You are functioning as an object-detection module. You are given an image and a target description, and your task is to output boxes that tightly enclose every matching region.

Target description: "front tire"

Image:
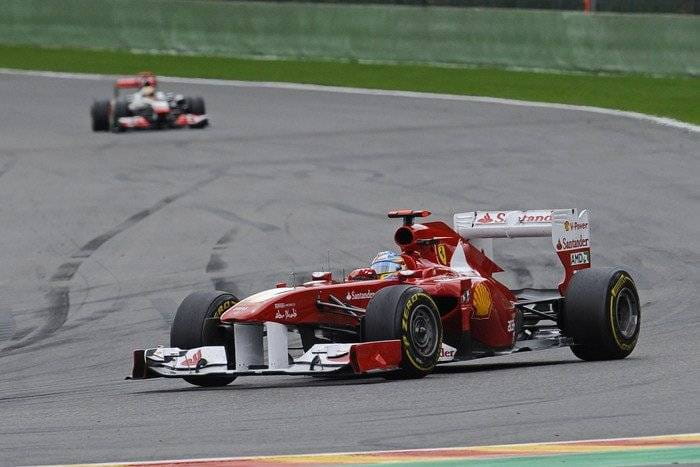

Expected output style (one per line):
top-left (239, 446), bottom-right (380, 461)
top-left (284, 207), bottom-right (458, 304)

top-left (90, 100), bottom-right (110, 132)
top-left (170, 291), bottom-right (238, 387)
top-left (564, 268), bottom-right (640, 361)
top-left (186, 96), bottom-right (208, 128)
top-left (187, 96), bottom-right (206, 115)
top-left (111, 99), bottom-right (131, 132)
top-left (364, 285), bottom-right (442, 378)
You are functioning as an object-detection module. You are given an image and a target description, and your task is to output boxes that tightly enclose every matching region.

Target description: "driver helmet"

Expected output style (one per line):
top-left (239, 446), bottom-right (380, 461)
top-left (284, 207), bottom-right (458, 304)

top-left (140, 84), bottom-right (156, 97)
top-left (370, 251), bottom-right (405, 279)
top-left (140, 74), bottom-right (157, 96)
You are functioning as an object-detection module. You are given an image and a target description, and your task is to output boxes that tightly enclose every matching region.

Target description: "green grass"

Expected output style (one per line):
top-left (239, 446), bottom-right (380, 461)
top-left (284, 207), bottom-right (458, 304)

top-left (3, 44), bottom-right (699, 124)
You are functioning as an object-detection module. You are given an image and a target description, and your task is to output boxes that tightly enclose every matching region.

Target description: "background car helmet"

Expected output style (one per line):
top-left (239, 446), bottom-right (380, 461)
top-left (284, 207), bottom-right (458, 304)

top-left (139, 72), bottom-right (157, 88)
top-left (370, 251), bottom-right (404, 278)
top-left (141, 85), bottom-right (156, 97)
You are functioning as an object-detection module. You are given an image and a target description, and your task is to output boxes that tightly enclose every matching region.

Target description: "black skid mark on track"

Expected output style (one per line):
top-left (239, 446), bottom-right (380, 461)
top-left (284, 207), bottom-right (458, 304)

top-left (51, 262), bottom-right (81, 281)
top-left (205, 254), bottom-right (227, 273)
top-left (206, 227), bottom-right (243, 297)
top-left (4, 173), bottom-right (224, 351)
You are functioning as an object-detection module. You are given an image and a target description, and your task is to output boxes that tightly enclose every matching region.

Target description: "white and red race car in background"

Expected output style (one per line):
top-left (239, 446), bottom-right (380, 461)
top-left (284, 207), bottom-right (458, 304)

top-left (91, 73), bottom-right (208, 132)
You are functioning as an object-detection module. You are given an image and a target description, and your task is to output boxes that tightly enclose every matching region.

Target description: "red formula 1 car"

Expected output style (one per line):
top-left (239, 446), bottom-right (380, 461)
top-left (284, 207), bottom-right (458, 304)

top-left (91, 73), bottom-right (208, 132)
top-left (131, 209), bottom-right (640, 386)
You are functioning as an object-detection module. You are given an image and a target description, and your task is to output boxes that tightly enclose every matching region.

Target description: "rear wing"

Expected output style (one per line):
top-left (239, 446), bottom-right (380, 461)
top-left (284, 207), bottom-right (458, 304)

top-left (113, 73), bottom-right (157, 97)
top-left (114, 78), bottom-right (143, 89)
top-left (454, 209), bottom-right (591, 292)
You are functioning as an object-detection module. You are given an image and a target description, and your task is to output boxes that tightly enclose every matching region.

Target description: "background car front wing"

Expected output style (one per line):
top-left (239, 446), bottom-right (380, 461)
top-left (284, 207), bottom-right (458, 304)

top-left (117, 113), bottom-right (208, 129)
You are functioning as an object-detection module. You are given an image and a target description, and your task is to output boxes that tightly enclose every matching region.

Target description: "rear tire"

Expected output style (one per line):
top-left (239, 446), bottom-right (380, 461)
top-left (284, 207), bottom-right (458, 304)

top-left (170, 291), bottom-right (238, 387)
top-left (90, 100), bottom-right (110, 132)
top-left (564, 268), bottom-right (640, 361)
top-left (364, 285), bottom-right (442, 379)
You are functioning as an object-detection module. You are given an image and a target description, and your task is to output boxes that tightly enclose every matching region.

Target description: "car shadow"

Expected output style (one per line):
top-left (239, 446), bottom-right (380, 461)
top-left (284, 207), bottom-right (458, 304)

top-left (130, 373), bottom-right (384, 394)
top-left (433, 358), bottom-right (580, 374)
top-left (129, 358), bottom-right (581, 394)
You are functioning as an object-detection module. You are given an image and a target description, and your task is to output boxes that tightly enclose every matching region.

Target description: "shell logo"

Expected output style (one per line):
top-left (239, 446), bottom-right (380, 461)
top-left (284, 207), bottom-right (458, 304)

top-left (472, 282), bottom-right (492, 318)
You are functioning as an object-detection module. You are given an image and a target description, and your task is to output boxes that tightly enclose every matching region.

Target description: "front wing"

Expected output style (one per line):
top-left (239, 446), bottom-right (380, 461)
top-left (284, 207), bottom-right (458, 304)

top-left (130, 340), bottom-right (404, 380)
top-left (116, 113), bottom-right (208, 130)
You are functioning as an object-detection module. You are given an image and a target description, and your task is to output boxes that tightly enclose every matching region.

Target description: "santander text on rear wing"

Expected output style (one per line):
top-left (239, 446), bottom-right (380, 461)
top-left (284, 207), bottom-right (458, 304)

top-left (453, 209), bottom-right (591, 292)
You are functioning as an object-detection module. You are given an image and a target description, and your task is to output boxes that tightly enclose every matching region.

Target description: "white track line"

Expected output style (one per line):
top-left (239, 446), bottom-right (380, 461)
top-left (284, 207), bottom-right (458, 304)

top-left (2, 67), bottom-right (698, 133)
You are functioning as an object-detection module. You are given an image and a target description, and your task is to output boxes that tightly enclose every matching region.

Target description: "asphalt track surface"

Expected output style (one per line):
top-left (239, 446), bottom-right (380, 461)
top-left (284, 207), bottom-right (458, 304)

top-left (0, 73), bottom-right (698, 466)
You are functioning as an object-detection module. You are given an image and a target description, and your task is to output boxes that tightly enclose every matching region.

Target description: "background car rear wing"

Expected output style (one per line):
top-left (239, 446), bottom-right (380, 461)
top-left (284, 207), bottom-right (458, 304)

top-left (113, 73), bottom-right (157, 97)
top-left (114, 77), bottom-right (143, 89)
top-left (454, 209), bottom-right (591, 292)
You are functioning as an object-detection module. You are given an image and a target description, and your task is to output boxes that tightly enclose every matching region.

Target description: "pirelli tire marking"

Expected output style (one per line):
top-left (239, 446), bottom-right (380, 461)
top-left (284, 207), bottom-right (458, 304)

top-left (400, 292), bottom-right (442, 372)
top-left (214, 299), bottom-right (236, 318)
top-left (608, 273), bottom-right (638, 352)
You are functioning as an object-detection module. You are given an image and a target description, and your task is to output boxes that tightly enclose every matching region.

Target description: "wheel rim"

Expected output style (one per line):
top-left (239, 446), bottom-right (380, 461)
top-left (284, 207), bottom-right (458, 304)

top-left (409, 304), bottom-right (439, 358)
top-left (615, 288), bottom-right (639, 339)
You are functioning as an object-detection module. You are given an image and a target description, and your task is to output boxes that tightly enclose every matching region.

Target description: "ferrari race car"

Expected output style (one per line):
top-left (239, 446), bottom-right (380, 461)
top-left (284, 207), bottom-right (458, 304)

top-left (130, 209), bottom-right (641, 386)
top-left (90, 73), bottom-right (208, 132)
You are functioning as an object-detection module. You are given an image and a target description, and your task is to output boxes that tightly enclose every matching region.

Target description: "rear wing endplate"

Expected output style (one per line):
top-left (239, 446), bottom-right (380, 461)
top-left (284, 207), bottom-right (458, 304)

top-left (454, 209), bottom-right (591, 292)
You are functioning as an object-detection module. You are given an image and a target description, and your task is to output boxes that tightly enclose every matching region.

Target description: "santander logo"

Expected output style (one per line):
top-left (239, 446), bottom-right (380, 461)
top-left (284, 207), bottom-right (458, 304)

top-left (476, 211), bottom-right (552, 225)
top-left (346, 290), bottom-right (376, 301)
top-left (476, 212), bottom-right (495, 224)
top-left (556, 236), bottom-right (590, 250)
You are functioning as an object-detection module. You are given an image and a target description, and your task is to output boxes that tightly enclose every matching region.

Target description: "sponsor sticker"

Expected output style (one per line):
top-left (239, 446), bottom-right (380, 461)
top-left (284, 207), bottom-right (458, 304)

top-left (472, 282), bottom-right (492, 318)
top-left (346, 290), bottom-right (376, 301)
top-left (476, 211), bottom-right (552, 225)
top-left (274, 309), bottom-right (297, 319)
top-left (519, 212), bottom-right (553, 223)
top-left (438, 345), bottom-right (457, 361)
top-left (476, 212), bottom-right (497, 224)
top-left (570, 251), bottom-right (590, 266)
top-left (556, 236), bottom-right (590, 251)
top-left (180, 349), bottom-right (202, 368)
top-left (436, 244), bottom-right (448, 265)
top-left (564, 221), bottom-right (589, 232)
top-left (274, 302), bottom-right (298, 319)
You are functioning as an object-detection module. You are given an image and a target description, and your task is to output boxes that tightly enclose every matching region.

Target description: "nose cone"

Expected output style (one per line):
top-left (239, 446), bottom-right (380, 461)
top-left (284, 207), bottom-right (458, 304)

top-left (220, 301), bottom-right (259, 321)
top-left (219, 287), bottom-right (295, 322)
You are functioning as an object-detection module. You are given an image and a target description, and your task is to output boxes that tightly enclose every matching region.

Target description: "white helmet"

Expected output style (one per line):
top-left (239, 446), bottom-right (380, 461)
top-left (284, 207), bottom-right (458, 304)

top-left (141, 85), bottom-right (155, 97)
